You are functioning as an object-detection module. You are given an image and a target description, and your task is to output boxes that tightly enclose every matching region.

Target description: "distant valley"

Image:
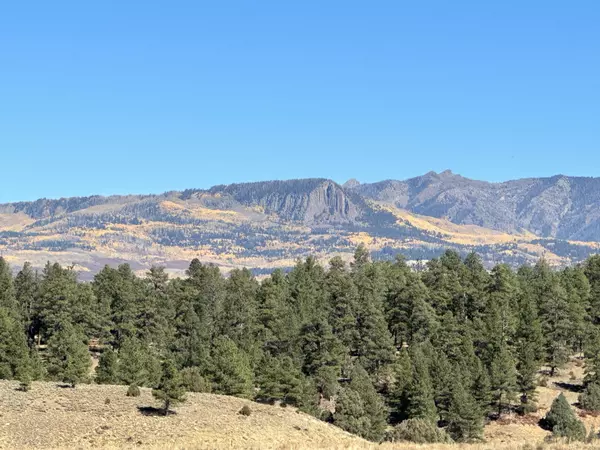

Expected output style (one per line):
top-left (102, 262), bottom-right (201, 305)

top-left (1, 171), bottom-right (600, 277)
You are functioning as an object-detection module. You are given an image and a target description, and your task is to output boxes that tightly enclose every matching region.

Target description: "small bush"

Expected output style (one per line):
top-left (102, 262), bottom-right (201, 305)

top-left (519, 401), bottom-right (539, 415)
top-left (180, 367), bottom-right (211, 393)
top-left (104, 398), bottom-right (111, 405)
top-left (385, 419), bottom-right (453, 444)
top-left (570, 371), bottom-right (577, 381)
top-left (127, 384), bottom-right (141, 397)
top-left (579, 383), bottom-right (600, 412)
top-left (544, 393), bottom-right (586, 442)
top-left (539, 376), bottom-right (549, 387)
top-left (239, 405), bottom-right (252, 416)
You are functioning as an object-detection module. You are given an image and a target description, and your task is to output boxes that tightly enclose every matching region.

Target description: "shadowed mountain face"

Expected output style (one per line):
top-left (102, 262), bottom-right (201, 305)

top-left (1, 173), bottom-right (600, 277)
top-left (352, 171), bottom-right (600, 241)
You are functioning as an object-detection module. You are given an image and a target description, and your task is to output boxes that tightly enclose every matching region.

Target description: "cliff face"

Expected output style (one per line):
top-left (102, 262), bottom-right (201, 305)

top-left (210, 179), bottom-right (362, 224)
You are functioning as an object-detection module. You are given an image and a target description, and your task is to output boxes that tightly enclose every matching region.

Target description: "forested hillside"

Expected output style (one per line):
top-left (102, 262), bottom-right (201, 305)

top-left (2, 247), bottom-right (600, 444)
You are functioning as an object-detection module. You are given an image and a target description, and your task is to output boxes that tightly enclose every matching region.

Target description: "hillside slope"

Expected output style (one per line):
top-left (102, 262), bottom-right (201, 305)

top-left (0, 363), bottom-right (599, 449)
top-left (0, 381), bottom-right (366, 449)
top-left (353, 171), bottom-right (600, 241)
top-left (1, 174), bottom-right (600, 276)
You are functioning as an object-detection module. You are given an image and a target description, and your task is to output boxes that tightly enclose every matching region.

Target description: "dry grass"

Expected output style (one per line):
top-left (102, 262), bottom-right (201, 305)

top-left (0, 381), bottom-right (365, 449)
top-left (1, 360), bottom-right (600, 449)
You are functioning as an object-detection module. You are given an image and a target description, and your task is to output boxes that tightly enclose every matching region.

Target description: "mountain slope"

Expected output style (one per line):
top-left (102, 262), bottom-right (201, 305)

top-left (353, 171), bottom-right (600, 241)
top-left (0, 174), bottom-right (599, 277)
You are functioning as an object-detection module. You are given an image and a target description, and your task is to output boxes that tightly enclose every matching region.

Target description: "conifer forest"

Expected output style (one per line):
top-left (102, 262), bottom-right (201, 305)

top-left (2, 245), bottom-right (600, 443)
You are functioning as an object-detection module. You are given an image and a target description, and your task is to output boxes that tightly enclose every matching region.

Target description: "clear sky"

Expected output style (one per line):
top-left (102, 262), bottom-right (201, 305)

top-left (1, 1), bottom-right (599, 202)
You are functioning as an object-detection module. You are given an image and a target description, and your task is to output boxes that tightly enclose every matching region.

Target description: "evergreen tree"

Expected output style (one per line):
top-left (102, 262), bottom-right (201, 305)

top-left (489, 343), bottom-right (517, 417)
top-left (14, 262), bottom-right (39, 344)
top-left (471, 359), bottom-right (492, 416)
top-left (352, 258), bottom-right (395, 374)
top-left (152, 359), bottom-right (186, 416)
top-left (579, 382), bottom-right (600, 412)
top-left (540, 277), bottom-right (572, 376)
top-left (117, 337), bottom-right (161, 387)
top-left (405, 345), bottom-right (437, 423)
top-left (561, 266), bottom-right (590, 352)
top-left (210, 335), bottom-right (254, 398)
top-left (171, 286), bottom-right (210, 370)
top-left (219, 268), bottom-right (259, 357)
top-left (38, 263), bottom-right (78, 341)
top-left (256, 269), bottom-right (294, 356)
top-left (256, 355), bottom-right (306, 406)
top-left (515, 289), bottom-right (543, 412)
top-left (325, 257), bottom-right (359, 352)
top-left (0, 258), bottom-right (18, 315)
top-left (0, 307), bottom-right (31, 379)
top-left (388, 348), bottom-right (412, 423)
top-left (446, 377), bottom-right (483, 442)
top-left (332, 364), bottom-right (388, 442)
top-left (544, 393), bottom-right (586, 441)
top-left (46, 323), bottom-right (91, 387)
top-left (95, 348), bottom-right (119, 384)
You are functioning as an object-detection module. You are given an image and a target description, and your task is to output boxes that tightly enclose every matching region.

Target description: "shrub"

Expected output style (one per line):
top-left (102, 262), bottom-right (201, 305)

top-left (579, 383), bottom-right (600, 412)
top-left (239, 405), bottom-right (252, 416)
top-left (385, 419), bottom-right (453, 444)
top-left (105, 398), bottom-right (111, 405)
top-left (570, 371), bottom-right (577, 381)
top-left (127, 383), bottom-right (141, 397)
top-left (180, 367), bottom-right (211, 393)
top-left (543, 393), bottom-right (586, 441)
top-left (539, 376), bottom-right (549, 387)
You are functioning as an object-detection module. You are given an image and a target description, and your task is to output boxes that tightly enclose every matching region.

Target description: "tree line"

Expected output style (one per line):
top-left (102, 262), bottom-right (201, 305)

top-left (1, 246), bottom-right (600, 442)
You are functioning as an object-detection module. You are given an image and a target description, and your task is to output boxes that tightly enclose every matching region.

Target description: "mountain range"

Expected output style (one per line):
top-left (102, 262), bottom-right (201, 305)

top-left (1, 171), bottom-right (599, 278)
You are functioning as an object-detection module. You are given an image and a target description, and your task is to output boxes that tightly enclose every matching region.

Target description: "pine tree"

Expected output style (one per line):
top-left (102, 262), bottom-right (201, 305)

top-left (152, 359), bottom-right (186, 416)
top-left (325, 257), bottom-right (359, 352)
top-left (515, 289), bottom-right (543, 413)
top-left (92, 264), bottom-right (140, 348)
top-left (46, 323), bottom-right (91, 387)
top-left (298, 319), bottom-right (345, 379)
top-left (0, 307), bottom-right (31, 379)
top-left (14, 262), bottom-right (39, 344)
top-left (584, 255), bottom-right (600, 325)
top-left (0, 258), bottom-right (18, 314)
top-left (210, 335), bottom-right (254, 398)
top-left (446, 377), bottom-right (483, 442)
top-left (38, 263), bottom-right (78, 341)
top-left (579, 382), bottom-right (600, 412)
top-left (388, 348), bottom-right (412, 423)
top-left (117, 337), bottom-right (161, 387)
top-left (352, 259), bottom-right (395, 375)
top-left (256, 355), bottom-right (306, 406)
top-left (138, 266), bottom-right (175, 350)
top-left (256, 269), bottom-right (291, 356)
top-left (405, 345), bottom-right (437, 423)
top-left (171, 290), bottom-right (210, 370)
top-left (540, 277), bottom-right (572, 376)
top-left (96, 348), bottom-right (119, 384)
top-left (471, 359), bottom-right (492, 416)
top-left (219, 268), bottom-right (259, 357)
top-left (544, 393), bottom-right (586, 441)
top-left (333, 364), bottom-right (388, 442)
top-left (561, 266), bottom-right (590, 353)
top-left (489, 343), bottom-right (517, 417)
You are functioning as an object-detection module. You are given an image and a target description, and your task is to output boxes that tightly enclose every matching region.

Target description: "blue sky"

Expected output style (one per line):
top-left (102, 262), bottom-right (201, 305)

top-left (1, 1), bottom-right (599, 202)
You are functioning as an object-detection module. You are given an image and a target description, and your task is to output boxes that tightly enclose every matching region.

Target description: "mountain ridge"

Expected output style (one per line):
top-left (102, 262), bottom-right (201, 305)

top-left (1, 172), bottom-right (599, 277)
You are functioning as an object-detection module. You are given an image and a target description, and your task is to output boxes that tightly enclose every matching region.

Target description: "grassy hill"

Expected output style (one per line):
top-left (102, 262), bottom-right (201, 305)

top-left (2, 358), bottom-right (600, 449)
